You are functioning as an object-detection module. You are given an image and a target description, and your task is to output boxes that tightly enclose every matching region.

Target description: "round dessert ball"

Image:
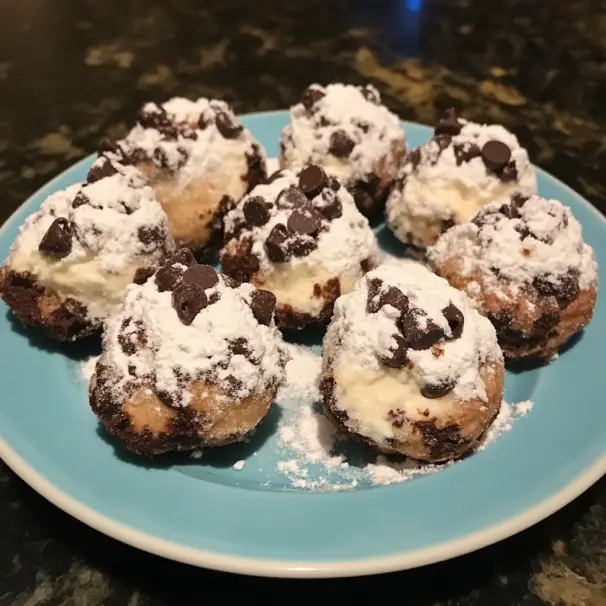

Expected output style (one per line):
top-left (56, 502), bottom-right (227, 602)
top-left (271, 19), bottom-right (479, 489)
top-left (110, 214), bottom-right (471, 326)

top-left (103, 97), bottom-right (267, 255)
top-left (220, 165), bottom-right (380, 330)
top-left (427, 193), bottom-right (598, 360)
top-left (90, 255), bottom-right (286, 455)
top-left (0, 155), bottom-right (175, 341)
top-left (279, 83), bottom-right (406, 220)
top-left (321, 262), bottom-right (504, 463)
top-left (385, 109), bottom-right (537, 248)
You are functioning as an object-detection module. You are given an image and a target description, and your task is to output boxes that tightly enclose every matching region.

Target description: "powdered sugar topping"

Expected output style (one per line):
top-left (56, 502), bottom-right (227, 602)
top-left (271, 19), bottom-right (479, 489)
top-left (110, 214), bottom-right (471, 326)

top-left (222, 168), bottom-right (378, 276)
top-left (428, 193), bottom-right (598, 300)
top-left (100, 268), bottom-right (286, 407)
top-left (120, 97), bottom-right (265, 186)
top-left (281, 83), bottom-right (405, 184)
top-left (326, 263), bottom-right (502, 402)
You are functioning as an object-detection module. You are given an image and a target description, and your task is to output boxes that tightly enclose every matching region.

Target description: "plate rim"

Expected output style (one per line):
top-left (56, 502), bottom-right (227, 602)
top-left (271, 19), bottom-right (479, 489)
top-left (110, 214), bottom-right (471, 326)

top-left (0, 111), bottom-right (604, 578)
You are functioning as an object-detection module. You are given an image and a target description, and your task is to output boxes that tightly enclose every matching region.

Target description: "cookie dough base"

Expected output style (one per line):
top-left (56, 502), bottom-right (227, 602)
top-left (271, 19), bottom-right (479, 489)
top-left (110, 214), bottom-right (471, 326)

top-left (0, 266), bottom-right (97, 342)
top-left (431, 259), bottom-right (597, 360)
top-left (90, 362), bottom-right (276, 456)
top-left (321, 361), bottom-right (504, 463)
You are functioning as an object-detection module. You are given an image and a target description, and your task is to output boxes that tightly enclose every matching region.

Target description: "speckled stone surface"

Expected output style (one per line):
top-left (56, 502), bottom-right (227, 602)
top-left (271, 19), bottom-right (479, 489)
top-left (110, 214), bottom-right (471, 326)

top-left (0, 0), bottom-right (604, 603)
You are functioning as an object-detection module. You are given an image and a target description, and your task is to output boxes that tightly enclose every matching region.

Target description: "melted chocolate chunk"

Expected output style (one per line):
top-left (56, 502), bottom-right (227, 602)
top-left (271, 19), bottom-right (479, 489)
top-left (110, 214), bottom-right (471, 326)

top-left (172, 282), bottom-right (207, 325)
top-left (249, 289), bottom-right (277, 326)
top-left (408, 148), bottom-right (422, 169)
top-left (243, 196), bottom-right (271, 226)
top-left (420, 380), bottom-right (456, 399)
top-left (182, 264), bottom-right (218, 290)
top-left (499, 162), bottom-right (518, 182)
top-left (245, 143), bottom-right (266, 191)
top-left (287, 207), bottom-right (322, 237)
top-left (138, 105), bottom-right (179, 139)
top-left (155, 265), bottom-right (185, 293)
top-left (453, 142), bottom-right (481, 166)
top-left (298, 165), bottom-right (328, 198)
top-left (533, 313), bottom-right (560, 335)
top-left (265, 223), bottom-right (291, 263)
top-left (221, 239), bottom-right (260, 283)
top-left (137, 226), bottom-right (163, 247)
top-left (399, 312), bottom-right (445, 350)
top-left (289, 236), bottom-right (317, 258)
top-left (380, 334), bottom-right (408, 368)
top-left (266, 169), bottom-right (286, 184)
top-left (301, 86), bottom-right (325, 110)
top-left (350, 187), bottom-right (375, 217)
top-left (99, 138), bottom-right (122, 156)
top-left (39, 218), bottom-right (72, 258)
top-left (229, 337), bottom-right (251, 357)
top-left (277, 186), bottom-right (308, 209)
top-left (215, 111), bottom-right (243, 139)
top-left (533, 271), bottom-right (580, 308)
top-left (368, 284), bottom-right (410, 315)
top-left (434, 108), bottom-right (461, 136)
top-left (87, 157), bottom-right (118, 183)
top-left (171, 248), bottom-right (197, 267)
top-left (71, 192), bottom-right (90, 209)
top-left (481, 140), bottom-right (512, 171)
top-left (329, 130), bottom-right (355, 158)
top-left (442, 304), bottom-right (464, 339)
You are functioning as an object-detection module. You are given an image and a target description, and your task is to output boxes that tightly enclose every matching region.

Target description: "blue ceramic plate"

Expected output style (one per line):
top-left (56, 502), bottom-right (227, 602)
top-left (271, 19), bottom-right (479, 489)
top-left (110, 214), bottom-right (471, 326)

top-left (0, 112), bottom-right (604, 578)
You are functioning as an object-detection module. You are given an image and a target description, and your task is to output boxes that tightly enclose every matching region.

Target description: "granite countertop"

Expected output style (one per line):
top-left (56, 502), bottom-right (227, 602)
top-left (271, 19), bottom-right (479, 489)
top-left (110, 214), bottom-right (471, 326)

top-left (0, 0), bottom-right (604, 603)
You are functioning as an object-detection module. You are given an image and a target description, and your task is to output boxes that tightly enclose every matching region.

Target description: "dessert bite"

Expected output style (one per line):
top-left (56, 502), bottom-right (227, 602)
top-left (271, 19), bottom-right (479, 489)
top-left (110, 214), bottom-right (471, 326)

top-left (90, 254), bottom-right (286, 455)
top-left (0, 156), bottom-right (174, 341)
top-left (321, 262), bottom-right (504, 463)
top-left (427, 193), bottom-right (598, 360)
top-left (279, 83), bottom-right (406, 219)
top-left (104, 97), bottom-right (267, 255)
top-left (220, 165), bottom-right (379, 330)
top-left (385, 109), bottom-right (537, 247)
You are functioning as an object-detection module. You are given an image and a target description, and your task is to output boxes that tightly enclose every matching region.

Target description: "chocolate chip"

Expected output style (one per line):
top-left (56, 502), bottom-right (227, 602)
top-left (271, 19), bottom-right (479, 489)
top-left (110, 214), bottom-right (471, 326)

top-left (360, 84), bottom-right (380, 104)
top-left (399, 313), bottom-right (445, 350)
top-left (298, 165), bottom-right (328, 198)
top-left (301, 86), bottom-right (325, 110)
top-left (381, 288), bottom-right (410, 315)
top-left (511, 193), bottom-right (529, 208)
top-left (329, 130), bottom-right (355, 158)
top-left (499, 162), bottom-right (518, 182)
top-left (380, 334), bottom-right (408, 368)
top-left (319, 190), bottom-right (343, 220)
top-left (182, 264), bottom-right (218, 290)
top-left (172, 282), bottom-right (207, 325)
top-left (442, 304), bottom-right (464, 339)
top-left (155, 265), bottom-right (185, 292)
top-left (434, 108), bottom-right (461, 136)
top-left (99, 138), bottom-right (121, 156)
top-left (481, 140), bottom-right (512, 171)
top-left (138, 104), bottom-right (168, 129)
top-left (350, 187), bottom-right (374, 216)
top-left (453, 142), bottom-right (481, 165)
top-left (515, 224), bottom-right (533, 240)
top-left (287, 207), bottom-right (322, 236)
top-left (39, 218), bottom-right (72, 258)
top-left (87, 157), bottom-right (118, 183)
top-left (499, 203), bottom-right (521, 219)
top-left (277, 186), bottom-right (308, 209)
top-left (290, 237), bottom-right (317, 258)
top-left (72, 192), bottom-right (90, 209)
top-left (440, 218), bottom-right (455, 234)
top-left (171, 248), bottom-right (197, 267)
top-left (215, 111), bottom-right (243, 139)
top-left (265, 223), bottom-right (291, 263)
top-left (421, 380), bottom-right (456, 399)
top-left (249, 289), bottom-right (277, 326)
top-left (230, 337), bottom-right (252, 357)
top-left (328, 177), bottom-right (340, 191)
top-left (243, 196), bottom-right (271, 226)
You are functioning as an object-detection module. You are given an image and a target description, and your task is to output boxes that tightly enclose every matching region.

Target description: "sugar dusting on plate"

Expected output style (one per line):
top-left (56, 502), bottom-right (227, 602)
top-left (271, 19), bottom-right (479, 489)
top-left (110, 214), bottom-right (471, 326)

top-left (275, 342), bottom-right (533, 489)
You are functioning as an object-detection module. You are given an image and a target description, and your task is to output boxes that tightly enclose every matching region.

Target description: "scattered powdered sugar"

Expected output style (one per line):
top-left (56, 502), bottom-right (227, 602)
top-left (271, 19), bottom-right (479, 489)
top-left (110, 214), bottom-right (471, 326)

top-left (281, 83), bottom-right (405, 184)
top-left (276, 396), bottom-right (533, 489)
top-left (233, 460), bottom-right (245, 470)
top-left (100, 269), bottom-right (285, 407)
top-left (427, 194), bottom-right (598, 301)
top-left (223, 168), bottom-right (379, 276)
top-left (121, 97), bottom-right (264, 187)
top-left (276, 343), bottom-right (322, 408)
top-left (80, 354), bottom-right (101, 384)
top-left (265, 157), bottom-right (280, 175)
